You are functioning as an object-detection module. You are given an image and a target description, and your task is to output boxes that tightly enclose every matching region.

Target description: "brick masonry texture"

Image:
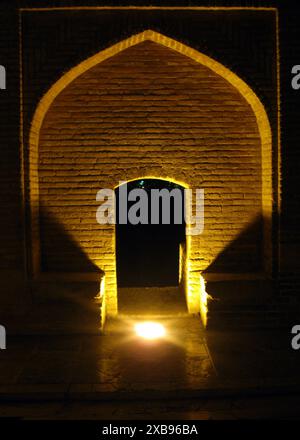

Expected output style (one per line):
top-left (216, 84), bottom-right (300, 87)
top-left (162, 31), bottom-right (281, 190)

top-left (38, 41), bottom-right (262, 273)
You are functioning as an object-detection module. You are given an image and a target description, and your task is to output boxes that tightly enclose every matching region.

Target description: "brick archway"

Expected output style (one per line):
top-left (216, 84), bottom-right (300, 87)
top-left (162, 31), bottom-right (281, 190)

top-left (28, 30), bottom-right (273, 321)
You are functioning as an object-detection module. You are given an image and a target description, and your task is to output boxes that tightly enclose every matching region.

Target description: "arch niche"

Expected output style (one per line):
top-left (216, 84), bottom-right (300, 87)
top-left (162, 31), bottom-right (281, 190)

top-left (29, 30), bottom-right (272, 319)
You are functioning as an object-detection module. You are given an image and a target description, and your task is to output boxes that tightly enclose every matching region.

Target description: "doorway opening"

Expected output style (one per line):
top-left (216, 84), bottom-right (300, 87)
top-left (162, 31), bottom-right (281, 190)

top-left (115, 179), bottom-right (187, 315)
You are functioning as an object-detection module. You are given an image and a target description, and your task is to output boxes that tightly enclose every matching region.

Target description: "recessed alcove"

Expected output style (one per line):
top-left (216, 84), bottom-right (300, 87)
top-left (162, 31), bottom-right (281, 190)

top-left (28, 31), bottom-right (273, 326)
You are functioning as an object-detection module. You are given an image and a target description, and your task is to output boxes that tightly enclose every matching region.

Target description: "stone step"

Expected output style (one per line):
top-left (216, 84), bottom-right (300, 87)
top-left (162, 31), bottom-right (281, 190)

top-left (117, 285), bottom-right (188, 316)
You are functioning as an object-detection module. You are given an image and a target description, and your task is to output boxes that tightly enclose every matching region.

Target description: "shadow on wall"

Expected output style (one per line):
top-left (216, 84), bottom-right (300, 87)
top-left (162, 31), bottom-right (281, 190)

top-left (0, 207), bottom-right (106, 331)
top-left (39, 204), bottom-right (101, 274)
top-left (204, 214), bottom-right (265, 274)
top-left (202, 214), bottom-right (274, 329)
top-left (33, 205), bottom-right (104, 314)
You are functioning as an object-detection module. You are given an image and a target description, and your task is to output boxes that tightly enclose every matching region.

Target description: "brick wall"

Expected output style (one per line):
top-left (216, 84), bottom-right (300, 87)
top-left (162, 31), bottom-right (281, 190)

top-left (38, 40), bottom-right (263, 277)
top-left (18, 5), bottom-right (277, 322)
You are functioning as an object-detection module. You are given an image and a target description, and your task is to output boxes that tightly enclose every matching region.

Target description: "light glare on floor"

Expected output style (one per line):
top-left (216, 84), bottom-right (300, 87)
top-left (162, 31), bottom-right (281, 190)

top-left (135, 322), bottom-right (166, 340)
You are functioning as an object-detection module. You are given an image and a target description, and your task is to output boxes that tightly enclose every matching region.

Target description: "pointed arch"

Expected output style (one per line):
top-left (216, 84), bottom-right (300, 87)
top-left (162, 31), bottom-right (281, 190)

top-left (28, 30), bottom-right (273, 317)
top-left (30, 30), bottom-right (272, 214)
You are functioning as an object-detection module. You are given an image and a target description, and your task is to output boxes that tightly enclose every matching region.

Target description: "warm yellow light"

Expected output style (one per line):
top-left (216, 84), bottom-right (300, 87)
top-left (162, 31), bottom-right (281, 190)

top-left (134, 322), bottom-right (166, 340)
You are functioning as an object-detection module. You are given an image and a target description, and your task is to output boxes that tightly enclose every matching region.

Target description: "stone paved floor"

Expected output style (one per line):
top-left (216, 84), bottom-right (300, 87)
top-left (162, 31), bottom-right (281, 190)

top-left (0, 315), bottom-right (215, 391)
top-left (1, 291), bottom-right (300, 419)
top-left (1, 315), bottom-right (300, 419)
top-left (1, 315), bottom-right (300, 395)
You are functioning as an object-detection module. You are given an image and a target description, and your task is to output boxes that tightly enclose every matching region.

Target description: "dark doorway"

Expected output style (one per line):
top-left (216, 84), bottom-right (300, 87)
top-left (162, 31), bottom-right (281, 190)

top-left (115, 179), bottom-right (186, 287)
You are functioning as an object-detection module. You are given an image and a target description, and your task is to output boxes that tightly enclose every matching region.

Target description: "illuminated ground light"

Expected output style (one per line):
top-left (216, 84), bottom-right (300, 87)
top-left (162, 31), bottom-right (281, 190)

top-left (134, 322), bottom-right (166, 340)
